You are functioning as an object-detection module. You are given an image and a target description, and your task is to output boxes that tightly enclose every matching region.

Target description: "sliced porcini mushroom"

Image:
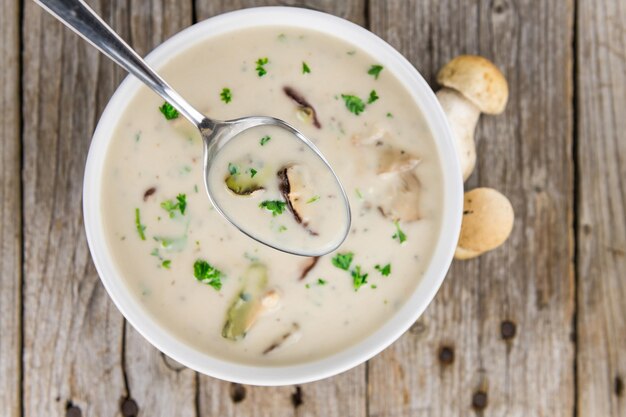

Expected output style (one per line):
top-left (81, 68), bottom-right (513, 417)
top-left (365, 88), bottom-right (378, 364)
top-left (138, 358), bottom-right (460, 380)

top-left (283, 86), bottom-right (321, 128)
top-left (298, 256), bottom-right (319, 280)
top-left (277, 165), bottom-right (318, 235)
top-left (377, 148), bottom-right (420, 176)
top-left (455, 188), bottom-right (514, 260)
top-left (263, 323), bottom-right (301, 355)
top-left (351, 124), bottom-right (387, 146)
top-left (222, 263), bottom-right (270, 341)
top-left (225, 173), bottom-right (265, 196)
top-left (377, 171), bottom-right (421, 222)
top-left (435, 55), bottom-right (509, 181)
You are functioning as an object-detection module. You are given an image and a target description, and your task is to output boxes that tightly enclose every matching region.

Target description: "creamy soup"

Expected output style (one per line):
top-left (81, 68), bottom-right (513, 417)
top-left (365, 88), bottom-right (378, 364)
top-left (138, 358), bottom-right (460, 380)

top-left (102, 27), bottom-right (444, 365)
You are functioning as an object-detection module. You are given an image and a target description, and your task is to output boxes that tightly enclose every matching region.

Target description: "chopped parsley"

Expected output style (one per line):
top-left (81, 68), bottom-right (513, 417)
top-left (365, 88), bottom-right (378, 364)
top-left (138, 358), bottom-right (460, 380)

top-left (260, 135), bottom-right (271, 146)
top-left (386, 112), bottom-right (393, 118)
top-left (351, 265), bottom-right (368, 291)
top-left (355, 188), bottom-right (363, 199)
top-left (162, 260), bottom-right (171, 269)
top-left (375, 263), bottom-right (392, 276)
top-left (255, 57), bottom-right (269, 77)
top-left (249, 168), bottom-right (258, 178)
top-left (302, 62), bottom-right (311, 74)
top-left (331, 252), bottom-right (354, 271)
top-left (368, 90), bottom-right (379, 104)
top-left (259, 200), bottom-right (287, 216)
top-left (159, 101), bottom-right (179, 120)
top-left (341, 94), bottom-right (366, 115)
top-left (228, 163), bottom-right (240, 175)
top-left (193, 259), bottom-right (223, 290)
top-left (160, 194), bottom-right (187, 218)
top-left (317, 278), bottom-right (327, 286)
top-left (368, 64), bottom-right (384, 79)
top-left (306, 195), bottom-right (320, 204)
top-left (135, 208), bottom-right (146, 240)
top-left (220, 88), bottom-right (232, 103)
top-left (278, 225), bottom-right (287, 232)
top-left (392, 220), bottom-right (407, 243)
top-left (371, 284), bottom-right (378, 289)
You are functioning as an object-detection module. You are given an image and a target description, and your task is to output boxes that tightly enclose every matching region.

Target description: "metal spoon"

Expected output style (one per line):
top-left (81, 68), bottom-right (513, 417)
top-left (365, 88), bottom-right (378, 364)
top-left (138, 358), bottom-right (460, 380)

top-left (36, 0), bottom-right (351, 256)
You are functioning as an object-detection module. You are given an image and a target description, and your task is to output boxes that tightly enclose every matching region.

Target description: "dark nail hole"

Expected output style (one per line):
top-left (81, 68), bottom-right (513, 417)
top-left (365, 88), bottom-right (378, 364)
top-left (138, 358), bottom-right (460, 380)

top-left (65, 402), bottom-right (82, 417)
top-left (121, 398), bottom-right (139, 417)
top-left (583, 224), bottom-right (592, 235)
top-left (291, 386), bottom-right (303, 408)
top-left (615, 376), bottom-right (624, 397)
top-left (472, 391), bottom-right (488, 410)
top-left (229, 383), bottom-right (247, 403)
top-left (500, 320), bottom-right (516, 340)
top-left (438, 346), bottom-right (454, 365)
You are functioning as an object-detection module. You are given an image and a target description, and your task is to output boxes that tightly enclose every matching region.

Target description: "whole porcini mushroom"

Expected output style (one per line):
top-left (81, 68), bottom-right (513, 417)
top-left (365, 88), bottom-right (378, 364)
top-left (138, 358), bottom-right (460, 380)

top-left (436, 55), bottom-right (509, 181)
top-left (455, 187), bottom-right (514, 260)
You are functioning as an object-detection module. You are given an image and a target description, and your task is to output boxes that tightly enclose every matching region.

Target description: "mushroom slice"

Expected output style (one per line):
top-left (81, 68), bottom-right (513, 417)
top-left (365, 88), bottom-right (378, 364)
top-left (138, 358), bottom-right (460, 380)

top-left (351, 125), bottom-right (387, 146)
top-left (277, 165), bottom-right (318, 235)
top-left (378, 171), bottom-right (421, 222)
top-left (263, 323), bottom-right (302, 355)
top-left (298, 256), bottom-right (319, 281)
top-left (225, 173), bottom-right (264, 196)
top-left (283, 86), bottom-right (321, 128)
top-left (377, 148), bottom-right (420, 176)
top-left (222, 263), bottom-right (270, 341)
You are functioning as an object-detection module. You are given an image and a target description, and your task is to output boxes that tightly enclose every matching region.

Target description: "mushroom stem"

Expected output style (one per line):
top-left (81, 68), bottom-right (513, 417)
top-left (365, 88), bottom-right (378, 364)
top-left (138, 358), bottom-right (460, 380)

top-left (436, 88), bottom-right (480, 181)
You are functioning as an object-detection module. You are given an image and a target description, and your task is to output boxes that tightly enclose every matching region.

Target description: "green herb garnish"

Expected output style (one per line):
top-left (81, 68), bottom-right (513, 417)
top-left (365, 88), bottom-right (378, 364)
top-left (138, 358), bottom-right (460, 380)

top-left (193, 259), bottom-right (223, 290)
top-left (260, 135), bottom-right (271, 146)
top-left (259, 200), bottom-right (287, 216)
top-left (135, 208), bottom-right (146, 240)
top-left (368, 64), bottom-right (384, 79)
top-left (278, 225), bottom-right (287, 232)
top-left (386, 112), bottom-right (393, 118)
top-left (341, 94), bottom-right (366, 115)
top-left (228, 163), bottom-right (240, 175)
top-left (306, 195), bottom-right (320, 204)
top-left (159, 101), bottom-right (179, 120)
top-left (392, 220), bottom-right (407, 243)
top-left (331, 252), bottom-right (354, 271)
top-left (375, 263), bottom-right (391, 276)
top-left (368, 90), bottom-right (379, 104)
top-left (160, 194), bottom-right (187, 218)
top-left (220, 88), bottom-right (232, 103)
top-left (255, 57), bottom-right (269, 77)
top-left (351, 265), bottom-right (368, 291)
top-left (249, 168), bottom-right (258, 178)
top-left (162, 260), bottom-right (171, 269)
top-left (317, 278), bottom-right (327, 286)
top-left (355, 188), bottom-right (363, 199)
top-left (302, 62), bottom-right (311, 74)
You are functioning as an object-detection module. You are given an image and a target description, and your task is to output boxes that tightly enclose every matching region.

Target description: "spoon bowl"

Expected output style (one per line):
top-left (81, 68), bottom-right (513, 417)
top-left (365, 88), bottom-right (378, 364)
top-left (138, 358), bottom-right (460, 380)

top-left (37, 0), bottom-right (351, 256)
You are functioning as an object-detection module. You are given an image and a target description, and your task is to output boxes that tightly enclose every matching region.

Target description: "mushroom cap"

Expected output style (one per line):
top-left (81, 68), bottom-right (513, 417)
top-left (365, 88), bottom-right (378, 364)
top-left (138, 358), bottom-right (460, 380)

top-left (456, 187), bottom-right (514, 257)
top-left (437, 55), bottom-right (509, 115)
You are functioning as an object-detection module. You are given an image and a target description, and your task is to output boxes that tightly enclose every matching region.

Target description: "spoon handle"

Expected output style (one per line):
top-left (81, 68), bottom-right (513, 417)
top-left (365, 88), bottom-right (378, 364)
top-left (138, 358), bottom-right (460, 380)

top-left (35, 0), bottom-right (208, 128)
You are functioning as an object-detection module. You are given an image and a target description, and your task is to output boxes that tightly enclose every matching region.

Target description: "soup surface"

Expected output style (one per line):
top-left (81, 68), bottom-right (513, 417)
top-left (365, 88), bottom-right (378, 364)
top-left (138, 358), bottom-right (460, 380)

top-left (102, 27), bottom-right (444, 365)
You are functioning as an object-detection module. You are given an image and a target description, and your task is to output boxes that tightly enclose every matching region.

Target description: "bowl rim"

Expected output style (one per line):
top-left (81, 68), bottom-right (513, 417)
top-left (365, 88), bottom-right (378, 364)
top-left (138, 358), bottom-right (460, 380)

top-left (83, 6), bottom-right (463, 386)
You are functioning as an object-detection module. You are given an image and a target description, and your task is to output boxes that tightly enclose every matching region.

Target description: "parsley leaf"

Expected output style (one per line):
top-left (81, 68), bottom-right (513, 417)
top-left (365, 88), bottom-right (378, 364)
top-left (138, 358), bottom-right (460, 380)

top-left (135, 208), bottom-right (146, 240)
top-left (331, 252), bottom-right (354, 270)
top-left (249, 168), bottom-right (258, 178)
top-left (193, 259), bottom-right (223, 290)
top-left (386, 112), bottom-right (393, 118)
top-left (162, 260), bottom-right (171, 269)
top-left (375, 263), bottom-right (391, 276)
top-left (306, 195), bottom-right (320, 204)
top-left (368, 64), bottom-right (384, 79)
top-left (368, 90), bottom-right (379, 104)
top-left (392, 220), bottom-right (407, 243)
top-left (255, 57), bottom-right (269, 77)
top-left (159, 102), bottom-right (179, 120)
top-left (341, 94), bottom-right (366, 115)
top-left (228, 163), bottom-right (240, 175)
top-left (302, 62), bottom-right (311, 74)
top-left (317, 278), bottom-right (327, 286)
top-left (259, 200), bottom-right (287, 216)
top-left (351, 265), bottom-right (368, 291)
top-left (278, 225), bottom-right (287, 232)
top-left (160, 194), bottom-right (187, 218)
top-left (220, 88), bottom-right (232, 103)
top-left (260, 135), bottom-right (271, 146)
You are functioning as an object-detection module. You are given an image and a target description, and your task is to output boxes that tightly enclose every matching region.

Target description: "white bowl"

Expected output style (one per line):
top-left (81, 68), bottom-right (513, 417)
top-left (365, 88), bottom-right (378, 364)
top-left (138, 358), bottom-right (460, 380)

top-left (83, 6), bottom-right (462, 386)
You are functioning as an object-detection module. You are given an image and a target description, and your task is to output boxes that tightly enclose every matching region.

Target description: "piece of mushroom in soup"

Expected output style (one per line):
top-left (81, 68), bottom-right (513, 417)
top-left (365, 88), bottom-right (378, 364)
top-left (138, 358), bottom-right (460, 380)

top-left (101, 27), bottom-right (444, 365)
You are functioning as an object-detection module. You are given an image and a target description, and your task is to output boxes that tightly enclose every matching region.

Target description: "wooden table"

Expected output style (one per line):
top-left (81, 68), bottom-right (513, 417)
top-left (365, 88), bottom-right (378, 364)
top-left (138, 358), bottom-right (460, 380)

top-left (1, 0), bottom-right (624, 416)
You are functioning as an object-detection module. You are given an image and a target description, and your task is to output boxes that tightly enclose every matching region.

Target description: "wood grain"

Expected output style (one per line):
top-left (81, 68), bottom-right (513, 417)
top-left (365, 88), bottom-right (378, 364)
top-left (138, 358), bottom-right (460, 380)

top-left (368, 1), bottom-right (576, 416)
top-left (0, 1), bottom-right (21, 416)
top-left (576, 0), bottom-right (626, 416)
top-left (22, 1), bottom-right (132, 415)
top-left (194, 2), bottom-right (367, 416)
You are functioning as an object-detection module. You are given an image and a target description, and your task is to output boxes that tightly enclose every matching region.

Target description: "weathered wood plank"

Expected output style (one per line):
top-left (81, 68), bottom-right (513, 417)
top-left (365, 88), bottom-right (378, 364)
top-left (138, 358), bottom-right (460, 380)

top-left (121, 2), bottom-right (198, 416)
top-left (193, 2), bottom-right (367, 416)
top-left (368, 1), bottom-right (576, 416)
top-left (576, 0), bottom-right (626, 416)
top-left (0, 0), bottom-right (21, 416)
top-left (22, 1), bottom-right (131, 415)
